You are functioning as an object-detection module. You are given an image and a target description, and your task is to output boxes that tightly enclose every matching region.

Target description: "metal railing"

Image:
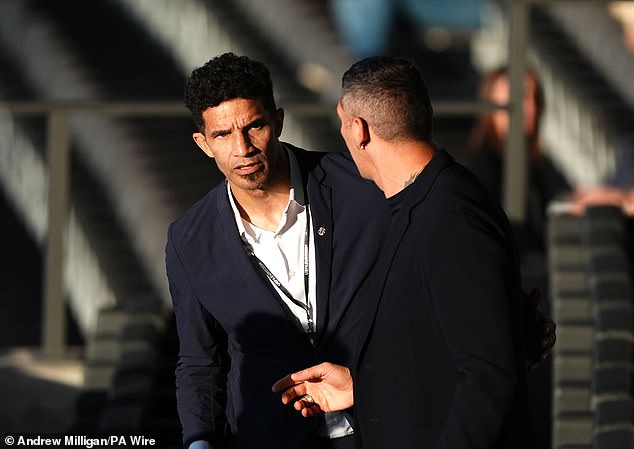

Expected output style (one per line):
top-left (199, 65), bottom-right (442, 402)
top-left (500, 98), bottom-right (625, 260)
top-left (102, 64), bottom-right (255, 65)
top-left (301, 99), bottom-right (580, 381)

top-left (0, 102), bottom-right (187, 358)
top-left (3, 0), bottom-right (616, 356)
top-left (0, 99), bottom-right (508, 358)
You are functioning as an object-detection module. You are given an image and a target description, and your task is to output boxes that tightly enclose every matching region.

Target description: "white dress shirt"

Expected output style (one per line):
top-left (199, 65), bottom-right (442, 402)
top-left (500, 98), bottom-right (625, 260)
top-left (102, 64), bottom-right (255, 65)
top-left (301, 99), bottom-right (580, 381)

top-left (227, 148), bottom-right (317, 334)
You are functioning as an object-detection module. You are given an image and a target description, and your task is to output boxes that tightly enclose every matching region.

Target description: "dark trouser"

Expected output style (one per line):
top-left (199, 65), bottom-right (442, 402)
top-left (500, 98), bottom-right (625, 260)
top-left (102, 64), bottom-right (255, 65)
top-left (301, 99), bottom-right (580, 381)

top-left (315, 435), bottom-right (355, 449)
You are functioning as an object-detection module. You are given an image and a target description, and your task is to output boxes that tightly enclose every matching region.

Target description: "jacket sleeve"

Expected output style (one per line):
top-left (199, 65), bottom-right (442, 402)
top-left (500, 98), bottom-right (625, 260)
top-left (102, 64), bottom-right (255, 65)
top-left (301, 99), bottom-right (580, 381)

top-left (424, 203), bottom-right (520, 449)
top-left (166, 225), bottom-right (230, 449)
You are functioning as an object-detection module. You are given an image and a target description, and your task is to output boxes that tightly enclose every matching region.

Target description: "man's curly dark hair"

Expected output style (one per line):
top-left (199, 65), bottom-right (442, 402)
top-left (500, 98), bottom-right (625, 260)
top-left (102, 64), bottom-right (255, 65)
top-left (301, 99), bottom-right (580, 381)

top-left (184, 52), bottom-right (277, 132)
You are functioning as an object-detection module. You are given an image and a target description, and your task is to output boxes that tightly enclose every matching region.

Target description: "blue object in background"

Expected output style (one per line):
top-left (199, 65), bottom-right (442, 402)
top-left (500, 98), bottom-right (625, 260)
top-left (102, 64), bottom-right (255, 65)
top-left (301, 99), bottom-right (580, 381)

top-left (330, 0), bottom-right (484, 57)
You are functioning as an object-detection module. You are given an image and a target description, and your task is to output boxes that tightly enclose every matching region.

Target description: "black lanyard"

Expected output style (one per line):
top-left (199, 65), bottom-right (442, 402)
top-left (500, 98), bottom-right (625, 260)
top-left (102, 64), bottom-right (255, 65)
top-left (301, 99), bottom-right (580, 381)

top-left (244, 208), bottom-right (314, 337)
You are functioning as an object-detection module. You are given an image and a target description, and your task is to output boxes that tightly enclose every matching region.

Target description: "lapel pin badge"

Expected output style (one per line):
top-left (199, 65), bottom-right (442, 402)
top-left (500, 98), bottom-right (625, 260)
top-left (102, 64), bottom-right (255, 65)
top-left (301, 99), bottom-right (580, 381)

top-left (317, 226), bottom-right (326, 236)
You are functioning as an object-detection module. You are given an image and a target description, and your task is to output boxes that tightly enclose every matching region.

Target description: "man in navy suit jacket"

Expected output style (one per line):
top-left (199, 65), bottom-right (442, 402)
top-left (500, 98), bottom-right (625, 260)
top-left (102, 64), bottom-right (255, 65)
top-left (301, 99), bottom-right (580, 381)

top-left (166, 53), bottom-right (389, 449)
top-left (274, 57), bottom-right (541, 448)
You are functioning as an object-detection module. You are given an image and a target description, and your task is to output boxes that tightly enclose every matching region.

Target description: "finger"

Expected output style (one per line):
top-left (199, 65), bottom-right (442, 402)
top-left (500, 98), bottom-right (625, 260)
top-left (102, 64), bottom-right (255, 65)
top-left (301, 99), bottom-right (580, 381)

top-left (273, 374), bottom-right (309, 394)
top-left (296, 402), bottom-right (323, 418)
top-left (273, 365), bottom-right (327, 393)
top-left (293, 396), bottom-right (317, 411)
top-left (530, 349), bottom-right (551, 372)
top-left (288, 363), bottom-right (329, 384)
top-left (538, 349), bottom-right (550, 365)
top-left (280, 385), bottom-right (309, 404)
top-left (541, 333), bottom-right (555, 348)
top-left (272, 375), bottom-right (295, 393)
top-left (291, 396), bottom-right (324, 418)
top-left (543, 319), bottom-right (556, 334)
top-left (294, 399), bottom-right (306, 411)
top-left (538, 316), bottom-right (556, 344)
top-left (301, 406), bottom-right (322, 418)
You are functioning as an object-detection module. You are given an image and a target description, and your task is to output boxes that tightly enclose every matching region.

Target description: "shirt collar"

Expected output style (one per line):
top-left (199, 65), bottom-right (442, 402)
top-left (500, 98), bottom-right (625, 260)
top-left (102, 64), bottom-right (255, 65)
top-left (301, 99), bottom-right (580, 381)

top-left (227, 144), bottom-right (306, 240)
top-left (287, 145), bottom-right (305, 206)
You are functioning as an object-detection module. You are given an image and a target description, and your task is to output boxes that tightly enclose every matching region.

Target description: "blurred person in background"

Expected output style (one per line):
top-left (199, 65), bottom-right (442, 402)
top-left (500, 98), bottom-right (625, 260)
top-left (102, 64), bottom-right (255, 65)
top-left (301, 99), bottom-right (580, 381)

top-left (459, 67), bottom-right (570, 253)
top-left (609, 1), bottom-right (634, 53)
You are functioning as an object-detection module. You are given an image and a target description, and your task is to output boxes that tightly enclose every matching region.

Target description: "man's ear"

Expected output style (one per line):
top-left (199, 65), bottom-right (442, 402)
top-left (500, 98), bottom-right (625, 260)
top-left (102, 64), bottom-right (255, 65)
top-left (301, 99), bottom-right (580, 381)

top-left (193, 132), bottom-right (214, 158)
top-left (352, 116), bottom-right (370, 149)
top-left (273, 108), bottom-right (284, 138)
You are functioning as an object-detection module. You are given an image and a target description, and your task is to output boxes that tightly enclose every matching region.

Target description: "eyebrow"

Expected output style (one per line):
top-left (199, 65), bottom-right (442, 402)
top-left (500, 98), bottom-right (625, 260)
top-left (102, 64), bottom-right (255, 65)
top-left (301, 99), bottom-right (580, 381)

top-left (208, 117), bottom-right (267, 138)
top-left (209, 128), bottom-right (230, 138)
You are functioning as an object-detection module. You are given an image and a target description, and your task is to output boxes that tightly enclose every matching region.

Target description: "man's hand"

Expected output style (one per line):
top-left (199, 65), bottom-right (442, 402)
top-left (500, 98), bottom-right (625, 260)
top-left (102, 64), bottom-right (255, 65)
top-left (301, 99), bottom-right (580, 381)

top-left (524, 287), bottom-right (556, 371)
top-left (271, 362), bottom-right (354, 417)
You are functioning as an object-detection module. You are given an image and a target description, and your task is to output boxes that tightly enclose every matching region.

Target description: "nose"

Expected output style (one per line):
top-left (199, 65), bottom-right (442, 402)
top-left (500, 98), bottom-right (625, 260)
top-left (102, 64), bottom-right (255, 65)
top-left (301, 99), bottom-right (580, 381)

top-left (233, 131), bottom-right (251, 156)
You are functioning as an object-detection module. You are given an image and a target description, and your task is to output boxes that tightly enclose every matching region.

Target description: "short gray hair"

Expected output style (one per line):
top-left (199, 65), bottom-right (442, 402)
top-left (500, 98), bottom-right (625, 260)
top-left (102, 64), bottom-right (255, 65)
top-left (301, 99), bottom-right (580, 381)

top-left (340, 56), bottom-right (434, 142)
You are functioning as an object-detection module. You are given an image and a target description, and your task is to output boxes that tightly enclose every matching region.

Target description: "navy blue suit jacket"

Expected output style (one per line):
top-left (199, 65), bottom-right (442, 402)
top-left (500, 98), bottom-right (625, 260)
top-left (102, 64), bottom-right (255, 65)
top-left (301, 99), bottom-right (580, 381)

top-left (166, 145), bottom-right (389, 448)
top-left (353, 150), bottom-right (535, 449)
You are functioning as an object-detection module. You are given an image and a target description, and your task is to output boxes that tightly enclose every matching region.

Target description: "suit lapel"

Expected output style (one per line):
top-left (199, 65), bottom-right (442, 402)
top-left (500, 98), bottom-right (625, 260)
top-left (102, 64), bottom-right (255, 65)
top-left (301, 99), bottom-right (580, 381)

top-left (214, 187), bottom-right (309, 337)
top-left (293, 146), bottom-right (333, 344)
top-left (355, 150), bottom-right (454, 359)
top-left (306, 169), bottom-right (333, 342)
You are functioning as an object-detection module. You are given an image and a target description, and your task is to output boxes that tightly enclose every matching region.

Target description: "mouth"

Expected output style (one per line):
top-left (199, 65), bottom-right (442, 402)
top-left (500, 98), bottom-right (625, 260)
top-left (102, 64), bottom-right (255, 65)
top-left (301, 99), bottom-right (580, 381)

top-left (234, 161), bottom-right (263, 176)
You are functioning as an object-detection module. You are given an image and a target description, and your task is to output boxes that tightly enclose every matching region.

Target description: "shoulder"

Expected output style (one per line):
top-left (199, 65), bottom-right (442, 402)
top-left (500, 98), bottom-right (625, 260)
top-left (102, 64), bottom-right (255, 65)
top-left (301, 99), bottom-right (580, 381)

top-left (285, 142), bottom-right (383, 196)
top-left (438, 160), bottom-right (491, 199)
top-left (424, 150), bottom-right (494, 203)
top-left (284, 142), bottom-right (357, 177)
top-left (425, 154), bottom-right (512, 237)
top-left (168, 184), bottom-right (227, 246)
top-left (285, 144), bottom-right (388, 225)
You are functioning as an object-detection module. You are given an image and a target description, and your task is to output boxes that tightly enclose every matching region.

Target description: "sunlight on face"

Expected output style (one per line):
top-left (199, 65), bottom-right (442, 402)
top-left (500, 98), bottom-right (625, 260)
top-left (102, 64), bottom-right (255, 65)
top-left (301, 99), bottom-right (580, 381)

top-left (195, 98), bottom-right (285, 194)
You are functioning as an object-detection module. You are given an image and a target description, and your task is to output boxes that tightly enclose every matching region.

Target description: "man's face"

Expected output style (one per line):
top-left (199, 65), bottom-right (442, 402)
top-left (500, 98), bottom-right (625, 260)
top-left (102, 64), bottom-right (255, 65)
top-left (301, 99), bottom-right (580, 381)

top-left (193, 98), bottom-right (285, 194)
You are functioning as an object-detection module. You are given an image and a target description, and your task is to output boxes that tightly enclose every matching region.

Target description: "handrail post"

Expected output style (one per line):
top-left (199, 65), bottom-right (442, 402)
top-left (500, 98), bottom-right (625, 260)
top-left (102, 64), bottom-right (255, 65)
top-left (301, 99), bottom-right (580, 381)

top-left (504, 0), bottom-right (530, 223)
top-left (42, 109), bottom-right (70, 358)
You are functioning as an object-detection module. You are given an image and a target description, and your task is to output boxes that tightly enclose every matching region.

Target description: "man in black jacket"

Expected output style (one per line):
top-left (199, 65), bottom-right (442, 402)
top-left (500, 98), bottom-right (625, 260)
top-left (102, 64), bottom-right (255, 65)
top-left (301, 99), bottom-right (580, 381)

top-left (167, 52), bottom-right (390, 449)
top-left (274, 56), bottom-right (545, 449)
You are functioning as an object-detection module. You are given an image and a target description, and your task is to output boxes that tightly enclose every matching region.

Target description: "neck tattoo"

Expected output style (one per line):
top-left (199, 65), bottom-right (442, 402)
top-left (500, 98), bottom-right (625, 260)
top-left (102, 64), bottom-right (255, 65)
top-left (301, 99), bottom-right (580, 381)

top-left (404, 170), bottom-right (422, 188)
